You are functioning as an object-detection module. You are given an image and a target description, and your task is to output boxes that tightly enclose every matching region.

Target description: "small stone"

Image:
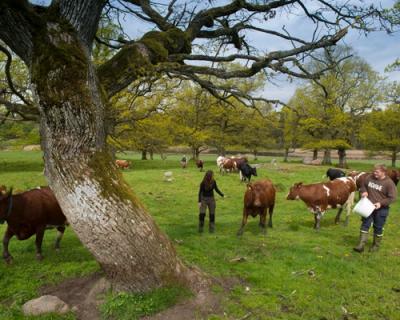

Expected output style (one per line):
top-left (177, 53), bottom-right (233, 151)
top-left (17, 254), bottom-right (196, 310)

top-left (22, 295), bottom-right (69, 316)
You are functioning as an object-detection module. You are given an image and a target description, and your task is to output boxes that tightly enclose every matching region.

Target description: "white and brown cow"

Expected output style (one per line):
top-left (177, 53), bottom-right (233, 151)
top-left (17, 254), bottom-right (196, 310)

top-left (286, 177), bottom-right (356, 229)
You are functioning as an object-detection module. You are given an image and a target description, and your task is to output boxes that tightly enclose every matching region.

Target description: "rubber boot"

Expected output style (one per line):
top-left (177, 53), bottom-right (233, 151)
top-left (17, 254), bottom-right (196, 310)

top-left (209, 214), bottom-right (215, 233)
top-left (198, 213), bottom-right (205, 233)
top-left (353, 232), bottom-right (369, 253)
top-left (369, 234), bottom-right (382, 252)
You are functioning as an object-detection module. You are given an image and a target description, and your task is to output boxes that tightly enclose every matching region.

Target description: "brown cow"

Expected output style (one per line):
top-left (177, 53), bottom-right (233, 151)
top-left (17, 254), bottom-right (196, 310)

top-left (196, 159), bottom-right (204, 172)
top-left (286, 177), bottom-right (356, 229)
top-left (237, 179), bottom-right (276, 236)
top-left (221, 158), bottom-right (236, 174)
top-left (115, 159), bottom-right (130, 169)
top-left (0, 187), bottom-right (67, 263)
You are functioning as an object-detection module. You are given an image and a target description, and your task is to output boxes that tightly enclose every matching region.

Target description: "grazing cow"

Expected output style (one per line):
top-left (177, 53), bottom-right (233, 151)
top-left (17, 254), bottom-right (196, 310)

top-left (237, 179), bottom-right (276, 236)
top-left (286, 177), bottom-right (356, 229)
top-left (0, 187), bottom-right (67, 263)
top-left (221, 158), bottom-right (236, 174)
top-left (238, 162), bottom-right (257, 182)
top-left (326, 168), bottom-right (346, 181)
top-left (115, 159), bottom-right (130, 169)
top-left (196, 159), bottom-right (204, 172)
top-left (216, 156), bottom-right (225, 172)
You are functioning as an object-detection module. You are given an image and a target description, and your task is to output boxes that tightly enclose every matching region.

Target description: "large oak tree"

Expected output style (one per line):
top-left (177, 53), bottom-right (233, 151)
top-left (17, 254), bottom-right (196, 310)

top-left (0, 0), bottom-right (387, 292)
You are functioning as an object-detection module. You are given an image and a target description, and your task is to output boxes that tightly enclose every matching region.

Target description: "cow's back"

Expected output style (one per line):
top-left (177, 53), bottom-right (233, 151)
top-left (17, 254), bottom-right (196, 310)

top-left (325, 178), bottom-right (356, 206)
top-left (245, 179), bottom-right (275, 208)
top-left (10, 187), bottom-right (66, 225)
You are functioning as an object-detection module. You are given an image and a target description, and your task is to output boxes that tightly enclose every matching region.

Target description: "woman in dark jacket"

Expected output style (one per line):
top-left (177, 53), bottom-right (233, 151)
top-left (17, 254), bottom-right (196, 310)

top-left (198, 170), bottom-right (224, 233)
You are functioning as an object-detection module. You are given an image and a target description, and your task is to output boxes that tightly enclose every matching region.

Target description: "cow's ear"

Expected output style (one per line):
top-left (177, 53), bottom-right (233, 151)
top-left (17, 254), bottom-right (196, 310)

top-left (247, 183), bottom-right (253, 190)
top-left (295, 182), bottom-right (303, 187)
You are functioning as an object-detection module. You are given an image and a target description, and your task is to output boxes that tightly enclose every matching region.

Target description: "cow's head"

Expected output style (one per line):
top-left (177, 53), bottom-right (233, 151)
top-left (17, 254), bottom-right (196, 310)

top-left (251, 167), bottom-right (257, 176)
top-left (286, 182), bottom-right (302, 200)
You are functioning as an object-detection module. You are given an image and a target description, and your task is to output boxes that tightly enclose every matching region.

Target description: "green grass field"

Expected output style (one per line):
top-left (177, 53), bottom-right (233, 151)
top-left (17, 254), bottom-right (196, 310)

top-left (0, 151), bottom-right (399, 319)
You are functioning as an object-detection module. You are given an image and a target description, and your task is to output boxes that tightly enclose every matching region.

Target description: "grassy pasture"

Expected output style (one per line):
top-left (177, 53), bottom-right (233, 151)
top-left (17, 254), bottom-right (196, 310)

top-left (0, 151), bottom-right (399, 319)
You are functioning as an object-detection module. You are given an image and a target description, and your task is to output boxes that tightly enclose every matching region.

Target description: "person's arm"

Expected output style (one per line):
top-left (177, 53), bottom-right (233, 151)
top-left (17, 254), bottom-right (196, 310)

top-left (198, 183), bottom-right (203, 203)
top-left (380, 181), bottom-right (397, 207)
top-left (214, 181), bottom-right (224, 197)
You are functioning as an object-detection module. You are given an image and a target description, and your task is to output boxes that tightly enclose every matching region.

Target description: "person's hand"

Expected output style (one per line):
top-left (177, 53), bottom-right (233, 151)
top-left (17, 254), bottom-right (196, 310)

top-left (361, 192), bottom-right (368, 198)
top-left (374, 202), bottom-right (381, 209)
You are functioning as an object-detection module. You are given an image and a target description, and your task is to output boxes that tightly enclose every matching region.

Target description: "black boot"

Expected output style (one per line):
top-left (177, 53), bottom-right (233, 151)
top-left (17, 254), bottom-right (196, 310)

top-left (209, 214), bottom-right (215, 233)
top-left (198, 213), bottom-right (205, 233)
top-left (353, 232), bottom-right (369, 253)
top-left (369, 234), bottom-right (382, 252)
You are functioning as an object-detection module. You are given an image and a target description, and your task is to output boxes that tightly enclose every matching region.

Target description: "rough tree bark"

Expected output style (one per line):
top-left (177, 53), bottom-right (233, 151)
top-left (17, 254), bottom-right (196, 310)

top-left (322, 149), bottom-right (332, 165)
top-left (337, 148), bottom-right (347, 168)
top-left (31, 20), bottom-right (198, 292)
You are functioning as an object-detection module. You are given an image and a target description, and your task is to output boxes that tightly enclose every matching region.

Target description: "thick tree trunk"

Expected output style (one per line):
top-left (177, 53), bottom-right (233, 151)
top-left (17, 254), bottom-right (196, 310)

top-left (322, 149), bottom-right (332, 165)
top-left (283, 148), bottom-right (289, 162)
top-left (392, 150), bottom-right (397, 168)
top-left (337, 148), bottom-right (347, 168)
top-left (192, 147), bottom-right (200, 160)
top-left (149, 149), bottom-right (154, 160)
top-left (32, 23), bottom-right (198, 292)
top-left (141, 149), bottom-right (148, 160)
top-left (253, 150), bottom-right (258, 161)
top-left (313, 149), bottom-right (318, 160)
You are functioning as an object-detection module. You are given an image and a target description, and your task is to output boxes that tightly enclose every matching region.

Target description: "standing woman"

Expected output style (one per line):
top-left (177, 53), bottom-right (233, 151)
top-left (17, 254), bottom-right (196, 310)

top-left (198, 170), bottom-right (224, 233)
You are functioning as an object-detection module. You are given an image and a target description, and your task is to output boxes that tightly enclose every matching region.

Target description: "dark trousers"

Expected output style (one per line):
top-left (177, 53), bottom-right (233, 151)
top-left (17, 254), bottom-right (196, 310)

top-left (360, 207), bottom-right (389, 236)
top-left (199, 196), bottom-right (216, 222)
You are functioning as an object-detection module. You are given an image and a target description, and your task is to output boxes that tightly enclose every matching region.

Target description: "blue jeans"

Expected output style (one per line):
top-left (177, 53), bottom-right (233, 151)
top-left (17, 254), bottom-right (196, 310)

top-left (360, 207), bottom-right (389, 236)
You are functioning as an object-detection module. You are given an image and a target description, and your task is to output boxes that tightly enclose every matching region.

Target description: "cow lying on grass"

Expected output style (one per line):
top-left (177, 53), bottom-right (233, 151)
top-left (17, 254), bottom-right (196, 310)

top-left (286, 177), bottom-right (356, 229)
top-left (237, 179), bottom-right (276, 236)
top-left (0, 187), bottom-right (67, 263)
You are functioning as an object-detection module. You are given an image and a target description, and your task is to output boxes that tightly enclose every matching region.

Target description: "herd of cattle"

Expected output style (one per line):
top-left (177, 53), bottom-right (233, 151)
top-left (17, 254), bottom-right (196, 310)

top-left (1, 157), bottom-right (399, 262)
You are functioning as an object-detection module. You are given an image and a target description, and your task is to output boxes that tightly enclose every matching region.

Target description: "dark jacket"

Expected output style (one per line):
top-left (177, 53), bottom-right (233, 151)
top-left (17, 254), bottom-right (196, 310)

top-left (198, 181), bottom-right (224, 202)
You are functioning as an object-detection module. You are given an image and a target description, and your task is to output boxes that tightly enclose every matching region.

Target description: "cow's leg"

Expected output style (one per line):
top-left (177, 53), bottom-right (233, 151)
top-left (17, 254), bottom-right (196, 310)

top-left (55, 226), bottom-right (66, 251)
top-left (2, 227), bottom-right (14, 264)
top-left (237, 210), bottom-right (249, 236)
top-left (35, 226), bottom-right (46, 261)
top-left (268, 204), bottom-right (274, 228)
top-left (259, 209), bottom-right (267, 234)
top-left (335, 208), bottom-right (343, 224)
top-left (314, 212), bottom-right (322, 230)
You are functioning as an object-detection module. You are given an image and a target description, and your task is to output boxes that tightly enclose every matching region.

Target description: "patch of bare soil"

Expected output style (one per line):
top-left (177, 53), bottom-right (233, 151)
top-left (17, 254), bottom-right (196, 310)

top-left (40, 272), bottom-right (107, 320)
top-left (39, 272), bottom-right (243, 320)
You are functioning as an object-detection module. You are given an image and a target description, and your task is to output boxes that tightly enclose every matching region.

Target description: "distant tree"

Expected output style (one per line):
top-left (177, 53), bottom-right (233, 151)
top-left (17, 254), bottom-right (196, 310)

top-left (360, 106), bottom-right (400, 167)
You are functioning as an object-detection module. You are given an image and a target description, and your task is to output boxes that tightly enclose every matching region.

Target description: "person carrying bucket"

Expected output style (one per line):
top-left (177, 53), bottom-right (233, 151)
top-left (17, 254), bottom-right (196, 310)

top-left (353, 164), bottom-right (397, 253)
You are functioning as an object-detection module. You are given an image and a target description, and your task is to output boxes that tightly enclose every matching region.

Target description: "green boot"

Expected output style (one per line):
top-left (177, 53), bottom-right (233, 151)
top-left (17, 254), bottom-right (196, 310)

top-left (369, 234), bottom-right (382, 252)
top-left (353, 232), bottom-right (369, 253)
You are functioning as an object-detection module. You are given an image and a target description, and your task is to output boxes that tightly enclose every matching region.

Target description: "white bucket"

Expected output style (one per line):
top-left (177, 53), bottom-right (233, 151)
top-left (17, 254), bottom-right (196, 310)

top-left (353, 197), bottom-right (375, 218)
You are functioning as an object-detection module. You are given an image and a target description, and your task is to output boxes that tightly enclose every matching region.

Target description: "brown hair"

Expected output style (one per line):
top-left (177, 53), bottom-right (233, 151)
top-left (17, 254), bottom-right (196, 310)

top-left (202, 170), bottom-right (214, 190)
top-left (374, 164), bottom-right (387, 173)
